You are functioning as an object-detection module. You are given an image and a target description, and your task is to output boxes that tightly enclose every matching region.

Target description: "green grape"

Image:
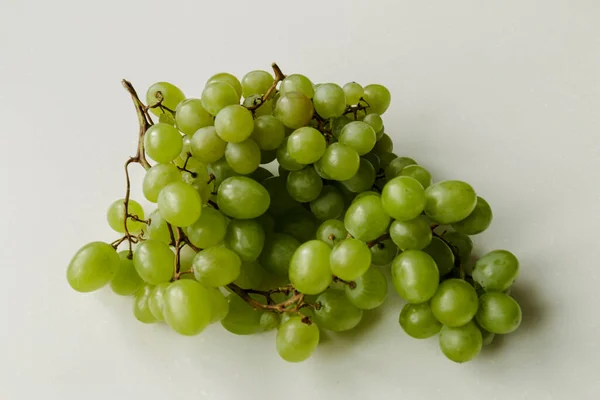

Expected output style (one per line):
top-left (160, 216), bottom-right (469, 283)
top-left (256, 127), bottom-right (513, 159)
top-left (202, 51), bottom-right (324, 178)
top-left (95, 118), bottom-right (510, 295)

top-left (318, 143), bottom-right (360, 181)
top-left (391, 250), bottom-right (439, 303)
top-left (362, 152), bottom-right (381, 172)
top-left (339, 121), bottom-right (377, 155)
top-left (309, 185), bottom-right (345, 221)
top-left (385, 156), bottom-right (417, 180)
top-left (259, 233), bottom-right (300, 276)
top-left (423, 237), bottom-right (455, 276)
top-left (234, 260), bottom-right (267, 289)
top-left (373, 135), bottom-right (394, 157)
top-left (217, 176), bottom-right (270, 219)
top-left (110, 251), bottom-right (144, 296)
top-left (157, 181), bottom-right (202, 227)
top-left (286, 166), bottom-right (323, 203)
top-left (400, 164), bottom-right (431, 188)
top-left (163, 280), bottom-right (212, 335)
top-left (221, 295), bottom-right (262, 335)
top-left (159, 112), bottom-right (176, 125)
top-left (193, 247), bottom-right (241, 287)
top-left (179, 245), bottom-right (197, 272)
top-left (443, 231), bottom-right (473, 264)
top-left (224, 219), bottom-right (265, 262)
top-left (362, 114), bottom-right (384, 138)
top-left (143, 164), bottom-right (181, 203)
top-left (279, 74), bottom-right (315, 98)
top-left (431, 279), bottom-right (479, 327)
top-left (260, 312), bottom-right (280, 331)
top-left (146, 82), bottom-right (185, 116)
top-left (314, 290), bottom-right (363, 331)
top-left (276, 136), bottom-right (306, 172)
top-left (439, 321), bottom-right (482, 363)
top-left (175, 98), bottom-right (213, 135)
top-left (144, 123), bottom-right (183, 163)
top-left (313, 83), bottom-right (346, 119)
top-left (330, 238), bottom-right (371, 281)
top-left (185, 206), bottom-right (228, 248)
top-left (67, 242), bottom-right (120, 292)
top-left (399, 302), bottom-right (442, 339)
top-left (179, 157), bottom-right (209, 188)
top-left (148, 282), bottom-right (169, 321)
top-left (206, 287), bottom-right (229, 323)
top-left (133, 240), bottom-right (174, 285)
top-left (424, 180), bottom-right (477, 224)
top-left (354, 190), bottom-right (380, 201)
top-left (133, 284), bottom-right (157, 324)
top-left (343, 82), bottom-right (364, 105)
top-left (251, 115), bottom-right (285, 151)
top-left (224, 139), bottom-right (260, 174)
top-left (363, 84), bottom-right (391, 115)
top-left (201, 81), bottom-right (239, 116)
top-left (344, 195), bottom-right (391, 241)
top-left (316, 219), bottom-right (348, 248)
top-left (287, 127), bottom-right (327, 164)
top-left (370, 239), bottom-right (398, 265)
top-left (378, 151), bottom-right (398, 168)
top-left (276, 316), bottom-right (320, 362)
top-left (341, 158), bottom-right (376, 193)
top-left (190, 126), bottom-right (227, 164)
top-left (243, 95), bottom-right (273, 117)
top-left (279, 209), bottom-right (319, 243)
top-left (262, 176), bottom-right (298, 215)
top-left (274, 92), bottom-right (314, 129)
top-left (344, 267), bottom-right (387, 309)
top-left (206, 72), bottom-right (242, 98)
top-left (146, 210), bottom-right (171, 244)
top-left (106, 198), bottom-right (145, 233)
top-left (389, 216), bottom-right (432, 251)
top-left (289, 240), bottom-right (333, 294)
top-left (476, 292), bottom-right (522, 334)
top-left (452, 196), bottom-right (493, 235)
top-left (215, 105), bottom-right (254, 143)
top-left (332, 115), bottom-right (351, 138)
top-left (181, 134), bottom-right (193, 155)
top-left (209, 157), bottom-right (238, 188)
top-left (260, 149), bottom-right (277, 164)
top-left (472, 250), bottom-right (519, 292)
top-left (242, 70), bottom-right (274, 97)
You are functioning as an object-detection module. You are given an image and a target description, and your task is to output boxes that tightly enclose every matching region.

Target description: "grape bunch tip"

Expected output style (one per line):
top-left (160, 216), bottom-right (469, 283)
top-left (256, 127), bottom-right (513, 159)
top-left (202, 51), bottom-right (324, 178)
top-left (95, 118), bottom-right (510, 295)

top-left (66, 63), bottom-right (524, 364)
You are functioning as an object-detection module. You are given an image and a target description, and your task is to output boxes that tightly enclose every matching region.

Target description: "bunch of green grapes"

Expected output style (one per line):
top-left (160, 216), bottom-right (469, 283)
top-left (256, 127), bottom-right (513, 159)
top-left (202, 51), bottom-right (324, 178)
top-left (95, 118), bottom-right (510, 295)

top-left (66, 64), bottom-right (523, 364)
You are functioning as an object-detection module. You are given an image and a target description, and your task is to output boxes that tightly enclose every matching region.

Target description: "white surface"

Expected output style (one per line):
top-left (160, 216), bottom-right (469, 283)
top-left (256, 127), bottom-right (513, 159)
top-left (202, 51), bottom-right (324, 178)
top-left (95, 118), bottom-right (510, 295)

top-left (1, 1), bottom-right (599, 399)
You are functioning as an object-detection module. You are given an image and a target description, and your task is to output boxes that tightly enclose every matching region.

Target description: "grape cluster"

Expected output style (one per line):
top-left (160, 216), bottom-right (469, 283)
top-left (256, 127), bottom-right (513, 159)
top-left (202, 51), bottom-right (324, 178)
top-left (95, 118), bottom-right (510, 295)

top-left (66, 64), bottom-right (523, 364)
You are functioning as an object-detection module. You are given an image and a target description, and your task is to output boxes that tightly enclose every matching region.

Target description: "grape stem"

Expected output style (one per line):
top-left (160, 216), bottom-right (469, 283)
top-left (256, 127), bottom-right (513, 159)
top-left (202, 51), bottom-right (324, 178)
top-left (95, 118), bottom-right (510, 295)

top-left (177, 152), bottom-right (197, 178)
top-left (332, 275), bottom-right (357, 289)
top-left (244, 63), bottom-right (286, 111)
top-left (145, 90), bottom-right (176, 116)
top-left (207, 200), bottom-right (219, 210)
top-left (367, 233), bottom-right (390, 248)
top-left (343, 97), bottom-right (370, 119)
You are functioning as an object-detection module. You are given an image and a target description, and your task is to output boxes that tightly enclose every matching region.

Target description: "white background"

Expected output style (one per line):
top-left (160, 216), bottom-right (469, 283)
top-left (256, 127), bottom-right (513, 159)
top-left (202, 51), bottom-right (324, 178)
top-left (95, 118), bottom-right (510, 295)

top-left (1, 0), bottom-right (599, 399)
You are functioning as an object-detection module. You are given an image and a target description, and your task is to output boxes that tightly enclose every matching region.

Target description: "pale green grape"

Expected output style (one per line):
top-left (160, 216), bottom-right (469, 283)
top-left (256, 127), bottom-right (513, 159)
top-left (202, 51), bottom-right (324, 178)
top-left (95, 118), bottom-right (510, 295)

top-left (385, 156), bottom-right (417, 180)
top-left (146, 82), bottom-right (185, 116)
top-left (157, 181), bottom-right (201, 227)
top-left (133, 284), bottom-right (157, 323)
top-left (224, 219), bottom-right (265, 262)
top-left (186, 206), bottom-right (228, 248)
top-left (251, 115), bottom-right (285, 150)
top-left (286, 166), bottom-right (323, 203)
top-left (452, 196), bottom-right (493, 235)
top-left (279, 209), bottom-right (319, 243)
top-left (260, 312), bottom-right (280, 331)
top-left (344, 195), bottom-right (391, 241)
top-left (279, 74), bottom-right (315, 98)
top-left (431, 279), bottom-right (479, 327)
top-left (343, 82), bottom-right (364, 105)
top-left (354, 191), bottom-right (380, 201)
top-left (363, 84), bottom-right (391, 115)
top-left (276, 136), bottom-right (306, 172)
top-left (210, 157), bottom-right (238, 188)
top-left (262, 176), bottom-right (298, 215)
top-left (276, 316), bottom-right (319, 362)
top-left (309, 185), bottom-right (345, 220)
top-left (221, 295), bottom-right (262, 335)
top-left (159, 112), bottom-right (176, 125)
top-left (399, 302), bottom-right (442, 339)
top-left (370, 239), bottom-right (398, 266)
top-left (259, 233), bottom-right (300, 276)
top-left (341, 158), bottom-right (376, 193)
top-left (332, 115), bottom-right (351, 138)
top-left (148, 282), bottom-right (169, 321)
top-left (339, 121), bottom-right (377, 155)
top-left (190, 126), bottom-right (227, 163)
top-left (287, 127), bottom-right (327, 164)
top-left (439, 321), bottom-right (482, 363)
top-left (315, 290), bottom-right (363, 331)
top-left (144, 123), bottom-right (183, 163)
top-left (106, 198), bottom-right (145, 233)
top-left (225, 139), bottom-right (261, 174)
top-left (373, 134), bottom-right (394, 155)
top-left (110, 251), bottom-right (144, 296)
top-left (217, 176), bottom-right (270, 219)
top-left (215, 105), bottom-right (254, 143)
top-left (391, 250), bottom-right (439, 303)
top-left (146, 210), bottom-right (171, 244)
top-left (316, 219), bottom-right (348, 248)
top-left (260, 149), bottom-right (277, 164)
top-left (67, 242), bottom-right (120, 292)
top-left (179, 245), bottom-right (197, 272)
top-left (363, 152), bottom-right (381, 172)
top-left (133, 240), bottom-right (174, 284)
top-left (472, 250), bottom-right (519, 292)
top-left (318, 143), bottom-right (360, 181)
top-left (206, 287), bottom-right (229, 323)
top-left (423, 237), bottom-right (455, 276)
top-left (234, 260), bottom-right (267, 289)
top-left (242, 70), bottom-right (274, 97)
top-left (424, 180), bottom-right (477, 224)
top-left (175, 98), bottom-right (213, 135)
top-left (201, 81), bottom-right (239, 116)
top-left (389, 216), bottom-right (432, 251)
top-left (243, 95), bottom-right (273, 117)
top-left (193, 247), bottom-right (241, 287)
top-left (313, 83), bottom-right (346, 119)
top-left (143, 164), bottom-right (181, 203)
top-left (330, 238), bottom-right (371, 281)
top-left (476, 292), bottom-right (522, 334)
top-left (206, 72), bottom-right (242, 98)
top-left (274, 92), bottom-right (314, 129)
top-left (378, 151), bottom-right (398, 168)
top-left (443, 231), bottom-right (473, 264)
top-left (400, 164), bottom-right (431, 189)
top-left (289, 240), bottom-right (333, 294)
top-left (344, 267), bottom-right (387, 309)
top-left (363, 114), bottom-right (384, 138)
top-left (163, 280), bottom-right (212, 335)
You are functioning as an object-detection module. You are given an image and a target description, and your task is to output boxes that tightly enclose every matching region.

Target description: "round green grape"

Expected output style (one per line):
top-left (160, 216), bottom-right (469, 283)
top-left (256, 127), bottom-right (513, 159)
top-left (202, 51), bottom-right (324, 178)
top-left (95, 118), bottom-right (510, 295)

top-left (313, 83), bottom-right (346, 119)
top-left (400, 164), bottom-right (431, 189)
top-left (276, 317), bottom-right (319, 362)
top-left (110, 251), bottom-right (144, 296)
top-left (316, 219), bottom-right (348, 248)
top-left (363, 84), bottom-right (391, 115)
top-left (133, 284), bottom-right (157, 324)
top-left (193, 246), bottom-right (241, 287)
top-left (339, 121), bottom-right (377, 155)
top-left (148, 282), bottom-right (169, 321)
top-left (206, 72), bottom-right (242, 98)
top-left (309, 185), bottom-right (345, 221)
top-left (343, 82), bottom-right (364, 105)
top-left (318, 143), bottom-right (360, 181)
top-left (289, 240), bottom-right (333, 295)
top-left (381, 176), bottom-right (425, 221)
top-left (242, 70), bottom-right (273, 97)
top-left (106, 198), bottom-right (145, 233)
top-left (163, 280), bottom-right (212, 336)
top-left (157, 181), bottom-right (202, 227)
top-left (370, 239), bottom-right (398, 266)
top-left (472, 249), bottom-right (519, 292)
top-left (344, 267), bottom-right (387, 309)
top-left (225, 139), bottom-right (261, 174)
top-left (144, 123), bottom-right (183, 163)
top-left (260, 312), bottom-right (280, 331)
top-left (175, 98), bottom-right (213, 135)
top-left (315, 290), bottom-right (363, 331)
top-left (452, 196), bottom-right (493, 235)
top-left (424, 180), bottom-right (477, 224)
top-left (201, 81), bottom-right (239, 116)
top-left (143, 164), bottom-right (181, 203)
top-left (286, 166), bottom-right (323, 203)
top-left (391, 250), bottom-right (439, 303)
top-left (384, 156), bottom-right (419, 181)
top-left (330, 238), bottom-right (371, 281)
top-left (221, 295), bottom-right (262, 335)
top-left (215, 105), bottom-right (254, 143)
top-left (276, 136), bottom-right (306, 172)
top-left (431, 279), bottom-right (479, 327)
top-left (146, 210), bottom-right (171, 244)
top-left (190, 126), bottom-right (227, 164)
top-left (67, 242), bottom-right (120, 292)
top-left (279, 74), bottom-right (315, 98)
top-left (185, 206), bottom-right (228, 248)
top-left (133, 240), bottom-right (174, 285)
top-left (287, 127), bottom-right (327, 164)
top-left (224, 219), bottom-right (265, 262)
top-left (344, 195), bottom-right (391, 241)
top-left (259, 233), bottom-right (300, 277)
top-left (274, 92), bottom-right (314, 129)
top-left (217, 176), bottom-right (270, 219)
top-left (439, 321), bottom-right (482, 363)
top-left (476, 292), bottom-right (522, 334)
top-left (146, 82), bottom-right (185, 116)
top-left (341, 158), bottom-right (376, 193)
top-left (389, 216), bottom-right (432, 251)
top-left (399, 302), bottom-right (442, 339)
top-left (251, 115), bottom-right (285, 150)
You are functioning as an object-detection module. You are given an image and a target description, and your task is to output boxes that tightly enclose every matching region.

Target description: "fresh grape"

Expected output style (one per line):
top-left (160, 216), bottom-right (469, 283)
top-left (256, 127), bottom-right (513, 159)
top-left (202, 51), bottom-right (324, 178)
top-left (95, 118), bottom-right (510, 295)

top-left (372, 133), bottom-right (394, 155)
top-left (193, 246), bottom-right (241, 287)
top-left (146, 82), bottom-right (185, 116)
top-left (234, 260), bottom-right (267, 289)
top-left (314, 290), bottom-right (363, 331)
top-left (224, 219), bottom-right (265, 262)
top-left (476, 292), bottom-right (522, 334)
top-left (423, 237), bottom-right (455, 276)
top-left (106, 198), bottom-right (145, 233)
top-left (424, 180), bottom-right (477, 224)
top-left (344, 195), bottom-right (391, 241)
top-left (148, 282), bottom-right (169, 321)
top-left (210, 157), bottom-right (238, 188)
top-left (274, 92), bottom-right (314, 129)
top-left (133, 239), bottom-right (174, 285)
top-left (362, 152), bottom-right (381, 172)
top-left (177, 156), bottom-right (209, 185)
top-left (279, 209), bottom-right (319, 243)
top-left (442, 231), bottom-right (473, 264)
top-left (378, 151), bottom-right (398, 168)
top-left (143, 164), bottom-right (181, 203)
top-left (286, 166), bottom-right (323, 203)
top-left (343, 82), bottom-right (364, 105)
top-left (452, 196), bottom-right (493, 235)
top-left (242, 70), bottom-right (274, 97)
top-left (389, 216), bottom-right (432, 251)
top-left (133, 284), bottom-right (157, 324)
top-left (163, 280), bottom-right (212, 335)
top-left (259, 233), bottom-right (300, 276)
top-left (110, 251), bottom-right (144, 296)
top-left (289, 240), bottom-right (333, 294)
top-left (399, 302), bottom-right (442, 339)
top-left (144, 123), bottom-right (183, 163)
top-left (339, 121), bottom-right (377, 155)
top-left (67, 242), bottom-right (120, 292)
top-left (279, 74), bottom-right (315, 98)
top-left (332, 115), bottom-right (351, 138)
top-left (190, 126), bottom-right (227, 164)
top-left (316, 219), bottom-right (348, 248)
top-left (318, 143), bottom-right (360, 181)
top-left (225, 139), bottom-right (261, 174)
top-left (178, 245), bottom-right (197, 272)
top-left (206, 287), bottom-right (229, 323)
top-left (276, 136), bottom-right (306, 171)
top-left (391, 250), bottom-right (439, 303)
top-left (146, 210), bottom-right (171, 244)
top-left (363, 84), bottom-right (391, 115)
top-left (330, 238), bottom-right (371, 281)
top-left (185, 206), bottom-right (228, 248)
top-left (439, 321), bottom-right (482, 363)
top-left (243, 95), bottom-right (273, 117)
top-left (206, 72), bottom-right (242, 98)
top-left (215, 105), bottom-right (254, 143)
top-left (260, 312), bottom-right (280, 331)
top-left (431, 279), bottom-right (479, 327)
top-left (399, 164), bottom-right (431, 189)
top-left (175, 98), bottom-right (213, 135)
top-left (287, 127), bottom-right (327, 164)
top-left (472, 250), bottom-right (519, 292)
top-left (341, 158), bottom-right (376, 193)
top-left (201, 81), bottom-right (239, 116)
top-left (313, 83), bottom-right (346, 119)
top-left (309, 185), bottom-right (345, 221)
top-left (385, 156), bottom-right (417, 180)
top-left (363, 114), bottom-right (384, 138)
top-left (251, 115), bottom-right (285, 150)
top-left (370, 239), bottom-right (398, 266)
top-left (157, 181), bottom-right (202, 227)
top-left (217, 176), bottom-right (270, 219)
top-left (344, 267), bottom-right (387, 309)
top-left (221, 295), bottom-right (262, 335)
top-left (276, 317), bottom-right (319, 362)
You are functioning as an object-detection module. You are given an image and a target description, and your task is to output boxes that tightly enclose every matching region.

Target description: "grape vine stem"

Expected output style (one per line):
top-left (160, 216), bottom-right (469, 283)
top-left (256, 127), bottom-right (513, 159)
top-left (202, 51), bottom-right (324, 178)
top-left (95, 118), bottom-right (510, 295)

top-left (244, 63), bottom-right (285, 111)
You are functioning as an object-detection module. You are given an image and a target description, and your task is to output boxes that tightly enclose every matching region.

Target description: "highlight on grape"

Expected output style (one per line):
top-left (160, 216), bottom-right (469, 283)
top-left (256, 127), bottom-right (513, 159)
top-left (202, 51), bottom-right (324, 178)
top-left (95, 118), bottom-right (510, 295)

top-left (66, 63), bottom-right (522, 363)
